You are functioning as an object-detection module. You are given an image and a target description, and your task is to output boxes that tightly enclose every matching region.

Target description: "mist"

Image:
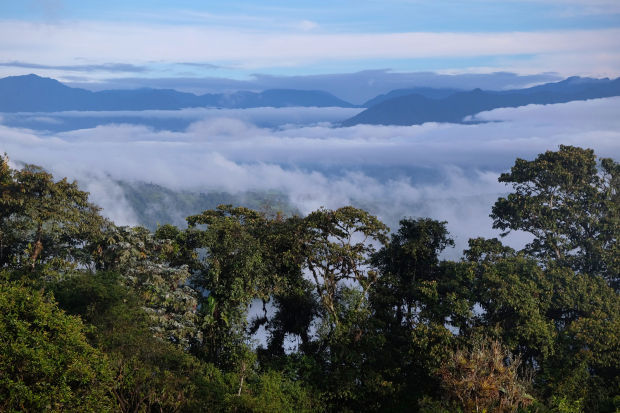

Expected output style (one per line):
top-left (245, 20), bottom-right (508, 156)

top-left (1, 97), bottom-right (619, 257)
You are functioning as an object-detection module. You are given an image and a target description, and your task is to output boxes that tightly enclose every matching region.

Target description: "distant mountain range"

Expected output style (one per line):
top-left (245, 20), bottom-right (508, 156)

top-left (362, 87), bottom-right (462, 107)
top-left (343, 76), bottom-right (620, 126)
top-left (0, 74), bottom-right (355, 112)
top-left (1, 74), bottom-right (619, 128)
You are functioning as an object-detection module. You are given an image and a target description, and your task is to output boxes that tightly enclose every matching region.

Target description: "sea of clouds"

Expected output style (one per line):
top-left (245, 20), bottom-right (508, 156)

top-left (1, 97), bottom-right (619, 257)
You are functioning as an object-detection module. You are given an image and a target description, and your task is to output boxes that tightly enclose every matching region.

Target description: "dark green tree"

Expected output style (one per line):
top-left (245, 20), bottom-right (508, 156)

top-left (361, 218), bottom-right (459, 411)
top-left (491, 145), bottom-right (618, 286)
top-left (302, 206), bottom-right (388, 330)
top-left (0, 156), bottom-right (105, 274)
top-left (186, 206), bottom-right (275, 367)
top-left (371, 218), bottom-right (455, 327)
top-left (463, 239), bottom-right (620, 412)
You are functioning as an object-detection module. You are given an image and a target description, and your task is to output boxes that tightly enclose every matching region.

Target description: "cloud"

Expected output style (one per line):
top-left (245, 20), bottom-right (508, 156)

top-left (0, 61), bottom-right (148, 73)
top-left (0, 19), bottom-right (618, 78)
top-left (2, 107), bottom-right (363, 132)
top-left (1, 97), bottom-right (618, 255)
top-left (81, 177), bottom-right (139, 226)
top-left (471, 96), bottom-right (620, 126)
top-left (27, 116), bottom-right (62, 124)
top-left (177, 62), bottom-right (222, 70)
top-left (297, 20), bottom-right (319, 31)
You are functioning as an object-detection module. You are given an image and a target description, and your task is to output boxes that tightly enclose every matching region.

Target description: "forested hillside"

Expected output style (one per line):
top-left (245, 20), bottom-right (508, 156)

top-left (116, 181), bottom-right (297, 230)
top-left (0, 145), bottom-right (618, 412)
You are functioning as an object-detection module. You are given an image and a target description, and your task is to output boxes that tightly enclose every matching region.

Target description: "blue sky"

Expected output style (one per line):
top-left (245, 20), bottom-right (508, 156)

top-left (4, 0), bottom-right (620, 31)
top-left (1, 0), bottom-right (619, 88)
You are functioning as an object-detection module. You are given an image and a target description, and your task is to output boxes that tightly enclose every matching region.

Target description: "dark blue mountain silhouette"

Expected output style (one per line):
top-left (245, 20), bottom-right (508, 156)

top-left (342, 76), bottom-right (620, 126)
top-left (363, 87), bottom-right (462, 107)
top-left (0, 74), bottom-right (355, 112)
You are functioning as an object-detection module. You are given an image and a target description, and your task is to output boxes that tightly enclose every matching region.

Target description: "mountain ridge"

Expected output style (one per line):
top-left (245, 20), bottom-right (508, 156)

top-left (3, 74), bottom-right (619, 127)
top-left (343, 76), bottom-right (620, 126)
top-left (0, 74), bottom-right (357, 112)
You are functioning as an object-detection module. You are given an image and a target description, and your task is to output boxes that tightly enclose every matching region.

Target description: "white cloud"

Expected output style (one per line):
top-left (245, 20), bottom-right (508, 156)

top-left (0, 19), bottom-right (618, 76)
top-left (1, 97), bottom-right (618, 255)
top-left (43, 106), bottom-right (362, 125)
top-left (297, 20), bottom-right (319, 31)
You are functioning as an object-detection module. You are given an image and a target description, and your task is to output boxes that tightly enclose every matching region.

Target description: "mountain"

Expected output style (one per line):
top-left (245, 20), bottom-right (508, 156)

top-left (362, 87), bottom-right (461, 107)
top-left (0, 74), bottom-right (94, 112)
top-left (206, 89), bottom-right (355, 108)
top-left (343, 77), bottom-right (620, 126)
top-left (496, 76), bottom-right (612, 95)
top-left (0, 74), bottom-right (356, 112)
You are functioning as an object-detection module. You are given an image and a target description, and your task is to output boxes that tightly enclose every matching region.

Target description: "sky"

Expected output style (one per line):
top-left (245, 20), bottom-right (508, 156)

top-left (1, 0), bottom-right (620, 96)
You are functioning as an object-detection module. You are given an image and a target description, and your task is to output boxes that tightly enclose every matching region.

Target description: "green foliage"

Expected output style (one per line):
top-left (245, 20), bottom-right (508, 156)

top-left (0, 281), bottom-right (114, 412)
top-left (550, 396), bottom-right (583, 413)
top-left (473, 255), bottom-right (557, 360)
top-left (187, 206), bottom-right (276, 365)
top-left (222, 370), bottom-right (317, 413)
top-left (52, 271), bottom-right (233, 412)
top-left (0, 155), bottom-right (105, 274)
top-left (536, 268), bottom-right (620, 412)
top-left (0, 147), bottom-right (618, 412)
top-left (93, 225), bottom-right (200, 348)
top-left (491, 145), bottom-right (619, 286)
top-left (371, 217), bottom-right (455, 326)
top-left (302, 206), bottom-right (388, 329)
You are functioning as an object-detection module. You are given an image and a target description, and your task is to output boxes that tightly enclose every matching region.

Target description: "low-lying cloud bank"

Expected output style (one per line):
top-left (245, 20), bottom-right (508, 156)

top-left (1, 97), bottom-right (619, 256)
top-left (0, 107), bottom-right (364, 132)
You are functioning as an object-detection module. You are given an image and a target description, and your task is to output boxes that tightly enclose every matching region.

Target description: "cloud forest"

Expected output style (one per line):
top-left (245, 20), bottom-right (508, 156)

top-left (2, 1), bottom-right (620, 411)
top-left (0, 145), bottom-right (617, 412)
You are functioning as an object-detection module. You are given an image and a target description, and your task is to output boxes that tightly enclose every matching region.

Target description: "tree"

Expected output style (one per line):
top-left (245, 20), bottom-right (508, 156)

top-left (371, 218), bottom-right (454, 327)
top-left (302, 206), bottom-right (388, 330)
top-left (93, 225), bottom-right (200, 349)
top-left (52, 271), bottom-right (222, 413)
top-left (490, 145), bottom-right (618, 287)
top-left (0, 158), bottom-right (105, 274)
top-left (0, 280), bottom-right (114, 411)
top-left (462, 239), bottom-right (620, 412)
top-left (186, 206), bottom-right (286, 367)
top-left (536, 267), bottom-right (620, 412)
top-left (362, 219), bottom-right (462, 410)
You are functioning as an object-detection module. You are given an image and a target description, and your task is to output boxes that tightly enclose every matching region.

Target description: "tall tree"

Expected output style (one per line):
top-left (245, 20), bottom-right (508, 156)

top-left (463, 238), bottom-right (620, 411)
top-left (0, 158), bottom-right (105, 274)
top-left (491, 145), bottom-right (619, 287)
top-left (186, 206), bottom-right (283, 366)
top-left (371, 218), bottom-right (454, 327)
top-left (302, 206), bottom-right (388, 330)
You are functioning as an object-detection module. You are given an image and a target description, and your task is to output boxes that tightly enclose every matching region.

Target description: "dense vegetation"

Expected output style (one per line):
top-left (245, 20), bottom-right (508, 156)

top-left (0, 145), bottom-right (618, 412)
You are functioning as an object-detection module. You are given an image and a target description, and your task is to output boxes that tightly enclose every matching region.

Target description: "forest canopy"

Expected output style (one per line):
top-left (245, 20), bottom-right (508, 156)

top-left (0, 145), bottom-right (618, 412)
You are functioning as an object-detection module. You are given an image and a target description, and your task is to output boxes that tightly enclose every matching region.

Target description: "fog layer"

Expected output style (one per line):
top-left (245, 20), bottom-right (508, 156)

top-left (1, 97), bottom-right (618, 256)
